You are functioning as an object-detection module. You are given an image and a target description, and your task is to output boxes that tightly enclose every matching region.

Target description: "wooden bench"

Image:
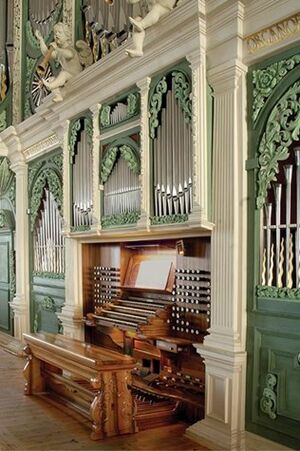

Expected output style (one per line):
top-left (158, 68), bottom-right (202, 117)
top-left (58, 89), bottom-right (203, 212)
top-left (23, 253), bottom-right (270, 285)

top-left (23, 332), bottom-right (137, 440)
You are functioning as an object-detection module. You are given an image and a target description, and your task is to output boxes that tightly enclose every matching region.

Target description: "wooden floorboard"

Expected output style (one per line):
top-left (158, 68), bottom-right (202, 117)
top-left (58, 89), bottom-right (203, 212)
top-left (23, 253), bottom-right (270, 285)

top-left (0, 347), bottom-right (208, 451)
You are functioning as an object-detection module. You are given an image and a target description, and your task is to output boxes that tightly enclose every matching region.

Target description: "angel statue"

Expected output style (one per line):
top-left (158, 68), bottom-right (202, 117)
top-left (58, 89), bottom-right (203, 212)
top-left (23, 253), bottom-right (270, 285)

top-left (126, 0), bottom-right (177, 57)
top-left (35, 22), bottom-right (93, 102)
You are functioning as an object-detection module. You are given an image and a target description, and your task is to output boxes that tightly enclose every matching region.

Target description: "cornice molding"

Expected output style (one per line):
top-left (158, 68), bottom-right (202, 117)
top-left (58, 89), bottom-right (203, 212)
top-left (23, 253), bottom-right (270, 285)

top-left (245, 12), bottom-right (300, 54)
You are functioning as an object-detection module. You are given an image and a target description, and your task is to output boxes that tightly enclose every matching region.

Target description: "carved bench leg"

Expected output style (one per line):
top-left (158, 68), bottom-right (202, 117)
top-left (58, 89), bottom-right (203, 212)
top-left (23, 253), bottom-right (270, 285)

top-left (90, 377), bottom-right (104, 440)
top-left (23, 345), bottom-right (45, 395)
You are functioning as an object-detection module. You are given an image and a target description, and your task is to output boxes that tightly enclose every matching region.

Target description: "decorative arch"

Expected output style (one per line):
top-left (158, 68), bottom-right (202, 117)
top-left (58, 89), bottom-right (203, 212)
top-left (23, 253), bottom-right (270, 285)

top-left (100, 138), bottom-right (140, 184)
top-left (256, 80), bottom-right (300, 209)
top-left (69, 115), bottom-right (93, 159)
top-left (30, 167), bottom-right (62, 230)
top-left (149, 68), bottom-right (192, 139)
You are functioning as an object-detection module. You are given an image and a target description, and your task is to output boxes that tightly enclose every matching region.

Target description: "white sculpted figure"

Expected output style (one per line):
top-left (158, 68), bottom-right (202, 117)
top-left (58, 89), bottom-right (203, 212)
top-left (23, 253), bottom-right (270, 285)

top-left (126, 0), bottom-right (177, 57)
top-left (35, 22), bottom-right (92, 102)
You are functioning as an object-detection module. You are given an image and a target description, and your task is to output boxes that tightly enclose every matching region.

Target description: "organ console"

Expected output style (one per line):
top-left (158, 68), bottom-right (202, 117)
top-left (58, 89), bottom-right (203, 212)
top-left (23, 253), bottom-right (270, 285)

top-left (83, 237), bottom-right (210, 429)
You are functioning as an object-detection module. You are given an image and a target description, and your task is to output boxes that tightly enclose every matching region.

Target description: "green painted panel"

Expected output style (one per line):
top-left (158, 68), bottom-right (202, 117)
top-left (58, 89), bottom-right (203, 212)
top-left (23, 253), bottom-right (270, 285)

top-left (0, 288), bottom-right (9, 330)
top-left (31, 276), bottom-right (65, 334)
top-left (0, 232), bottom-right (12, 334)
top-left (0, 242), bottom-right (9, 283)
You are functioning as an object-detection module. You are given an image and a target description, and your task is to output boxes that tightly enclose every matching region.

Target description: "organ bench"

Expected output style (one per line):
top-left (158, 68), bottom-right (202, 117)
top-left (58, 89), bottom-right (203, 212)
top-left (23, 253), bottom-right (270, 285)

top-left (22, 332), bottom-right (137, 440)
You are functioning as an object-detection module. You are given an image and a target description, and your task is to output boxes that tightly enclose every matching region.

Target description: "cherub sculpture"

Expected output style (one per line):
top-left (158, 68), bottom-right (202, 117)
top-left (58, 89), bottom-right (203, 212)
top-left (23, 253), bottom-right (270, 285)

top-left (126, 0), bottom-right (177, 57)
top-left (35, 22), bottom-right (92, 102)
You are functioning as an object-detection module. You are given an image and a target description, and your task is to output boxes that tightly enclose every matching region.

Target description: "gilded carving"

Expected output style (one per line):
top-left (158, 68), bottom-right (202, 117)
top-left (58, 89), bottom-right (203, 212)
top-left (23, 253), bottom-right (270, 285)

top-left (247, 13), bottom-right (300, 54)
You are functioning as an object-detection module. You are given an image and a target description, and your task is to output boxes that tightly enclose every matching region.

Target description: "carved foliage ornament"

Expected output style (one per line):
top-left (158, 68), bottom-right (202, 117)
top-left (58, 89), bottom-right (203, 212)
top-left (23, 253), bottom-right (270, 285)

top-left (252, 54), bottom-right (300, 122)
top-left (256, 81), bottom-right (300, 209)
top-left (69, 116), bottom-right (93, 159)
top-left (257, 285), bottom-right (300, 300)
top-left (100, 144), bottom-right (141, 183)
top-left (260, 373), bottom-right (278, 420)
top-left (0, 158), bottom-right (14, 196)
top-left (100, 92), bottom-right (140, 129)
top-left (149, 70), bottom-right (192, 139)
top-left (101, 211), bottom-right (140, 228)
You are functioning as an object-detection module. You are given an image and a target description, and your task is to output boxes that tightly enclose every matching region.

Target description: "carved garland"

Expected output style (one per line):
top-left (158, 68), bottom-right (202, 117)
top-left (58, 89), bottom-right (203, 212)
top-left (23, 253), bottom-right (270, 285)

top-left (260, 373), bottom-right (278, 420)
top-left (256, 81), bottom-right (300, 209)
top-left (100, 144), bottom-right (140, 184)
top-left (69, 116), bottom-right (93, 159)
top-left (0, 110), bottom-right (7, 132)
top-left (100, 92), bottom-right (140, 129)
top-left (252, 54), bottom-right (300, 122)
top-left (0, 158), bottom-right (14, 196)
top-left (102, 211), bottom-right (140, 228)
top-left (256, 285), bottom-right (300, 300)
top-left (30, 168), bottom-right (62, 230)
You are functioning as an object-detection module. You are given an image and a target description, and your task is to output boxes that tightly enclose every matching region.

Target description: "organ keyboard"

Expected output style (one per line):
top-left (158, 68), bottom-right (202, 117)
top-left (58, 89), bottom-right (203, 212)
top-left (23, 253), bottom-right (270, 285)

top-left (84, 238), bottom-right (210, 427)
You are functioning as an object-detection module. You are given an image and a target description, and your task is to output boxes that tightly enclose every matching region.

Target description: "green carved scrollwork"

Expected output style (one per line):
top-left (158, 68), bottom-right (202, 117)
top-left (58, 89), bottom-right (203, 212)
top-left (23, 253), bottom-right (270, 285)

top-left (52, 154), bottom-right (63, 172)
top-left (256, 81), bottom-right (300, 209)
top-left (150, 214), bottom-right (188, 225)
top-left (25, 57), bottom-right (36, 119)
top-left (101, 146), bottom-right (118, 183)
top-left (70, 225), bottom-right (91, 232)
top-left (120, 145), bottom-right (140, 174)
top-left (25, 20), bottom-right (40, 51)
top-left (28, 161), bottom-right (43, 189)
top-left (100, 105), bottom-right (111, 128)
top-left (260, 373), bottom-right (278, 420)
top-left (256, 285), bottom-right (300, 300)
top-left (33, 271), bottom-right (65, 280)
top-left (172, 71), bottom-right (192, 124)
top-left (0, 110), bottom-right (7, 132)
top-left (127, 92), bottom-right (139, 117)
top-left (0, 211), bottom-right (6, 228)
top-left (84, 116), bottom-right (93, 147)
top-left (100, 143), bottom-right (140, 183)
top-left (30, 168), bottom-right (62, 230)
top-left (101, 211), bottom-right (140, 228)
top-left (0, 157), bottom-right (14, 196)
top-left (149, 77), bottom-right (168, 139)
top-left (69, 119), bottom-right (81, 158)
top-left (252, 54), bottom-right (300, 122)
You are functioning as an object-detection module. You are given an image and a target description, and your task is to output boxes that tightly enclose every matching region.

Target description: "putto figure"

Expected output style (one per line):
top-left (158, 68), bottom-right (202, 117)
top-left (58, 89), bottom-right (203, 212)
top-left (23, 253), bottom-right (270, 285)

top-left (126, 0), bottom-right (177, 57)
top-left (35, 22), bottom-right (92, 102)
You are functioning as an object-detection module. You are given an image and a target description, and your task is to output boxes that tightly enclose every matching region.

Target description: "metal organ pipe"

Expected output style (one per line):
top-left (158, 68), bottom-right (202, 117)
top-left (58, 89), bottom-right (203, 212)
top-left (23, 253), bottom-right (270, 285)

top-left (34, 189), bottom-right (64, 274)
top-left (153, 87), bottom-right (193, 217)
top-left (72, 129), bottom-right (93, 228)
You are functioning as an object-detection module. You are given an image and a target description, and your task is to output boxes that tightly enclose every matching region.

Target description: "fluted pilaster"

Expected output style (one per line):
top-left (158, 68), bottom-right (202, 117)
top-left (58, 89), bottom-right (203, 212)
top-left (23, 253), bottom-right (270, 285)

top-left (187, 47), bottom-right (208, 223)
top-left (136, 77), bottom-right (151, 229)
top-left (61, 120), bottom-right (71, 233)
top-left (9, 159), bottom-right (30, 340)
top-left (90, 103), bottom-right (101, 232)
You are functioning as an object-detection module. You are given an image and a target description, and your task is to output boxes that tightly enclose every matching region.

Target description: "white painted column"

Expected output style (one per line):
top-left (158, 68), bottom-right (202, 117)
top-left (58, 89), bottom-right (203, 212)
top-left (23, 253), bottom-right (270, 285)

top-left (90, 103), bottom-right (101, 232)
top-left (186, 60), bottom-right (248, 450)
top-left (57, 237), bottom-right (84, 340)
top-left (56, 120), bottom-right (84, 339)
top-left (187, 46), bottom-right (212, 228)
top-left (9, 160), bottom-right (30, 340)
top-left (136, 77), bottom-right (151, 229)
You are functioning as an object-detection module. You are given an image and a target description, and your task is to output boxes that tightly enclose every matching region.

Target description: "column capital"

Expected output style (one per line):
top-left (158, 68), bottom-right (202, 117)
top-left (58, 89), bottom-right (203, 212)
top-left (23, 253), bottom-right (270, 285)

top-left (89, 103), bottom-right (101, 116)
top-left (208, 59), bottom-right (248, 94)
top-left (187, 47), bottom-right (206, 68)
top-left (136, 77), bottom-right (151, 94)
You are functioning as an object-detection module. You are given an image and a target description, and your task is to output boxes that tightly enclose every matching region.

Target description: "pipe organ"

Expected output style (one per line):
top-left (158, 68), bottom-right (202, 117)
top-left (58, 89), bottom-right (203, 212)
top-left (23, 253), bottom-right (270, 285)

top-left (33, 188), bottom-right (65, 274)
top-left (28, 0), bottom-right (62, 39)
top-left (260, 147), bottom-right (300, 288)
top-left (72, 126), bottom-right (93, 229)
top-left (82, 0), bottom-right (146, 62)
top-left (84, 238), bottom-right (210, 427)
top-left (153, 86), bottom-right (193, 217)
top-left (103, 155), bottom-right (140, 217)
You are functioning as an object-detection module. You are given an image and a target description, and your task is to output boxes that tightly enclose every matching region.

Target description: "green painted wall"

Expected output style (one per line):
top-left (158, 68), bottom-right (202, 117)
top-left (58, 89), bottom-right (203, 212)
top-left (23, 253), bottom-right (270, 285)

top-left (246, 45), bottom-right (300, 449)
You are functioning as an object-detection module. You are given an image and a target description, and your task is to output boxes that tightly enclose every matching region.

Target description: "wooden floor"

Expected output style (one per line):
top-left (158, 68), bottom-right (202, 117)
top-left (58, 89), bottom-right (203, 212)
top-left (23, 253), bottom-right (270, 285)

top-left (0, 347), bottom-right (207, 451)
